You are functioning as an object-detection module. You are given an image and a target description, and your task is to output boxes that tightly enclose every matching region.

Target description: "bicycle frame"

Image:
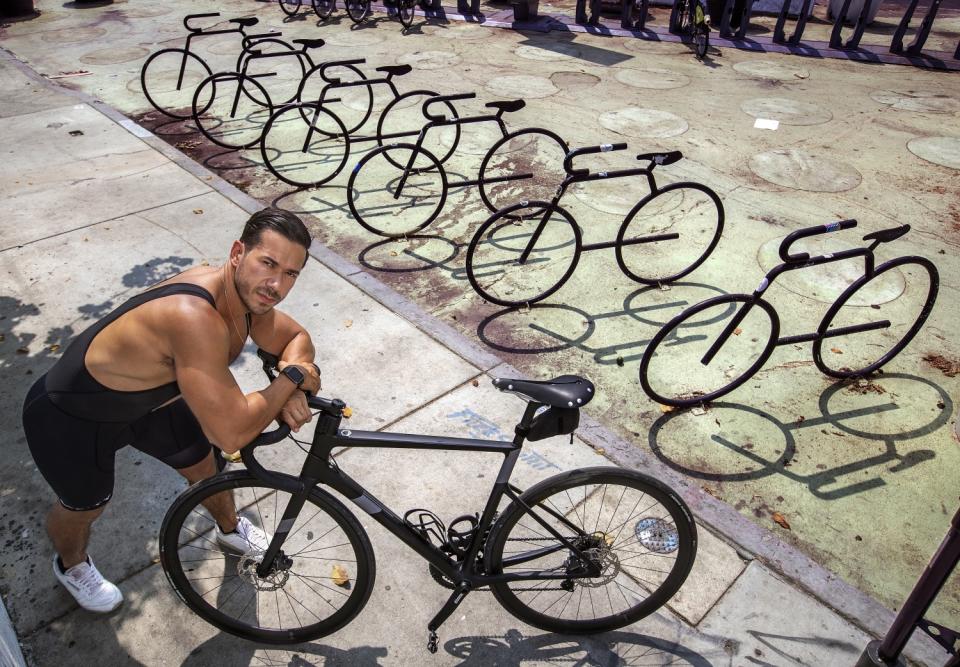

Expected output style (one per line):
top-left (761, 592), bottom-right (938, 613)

top-left (516, 144), bottom-right (679, 265)
top-left (174, 14), bottom-right (252, 90)
top-left (242, 400), bottom-right (601, 590)
top-left (699, 222), bottom-right (888, 366)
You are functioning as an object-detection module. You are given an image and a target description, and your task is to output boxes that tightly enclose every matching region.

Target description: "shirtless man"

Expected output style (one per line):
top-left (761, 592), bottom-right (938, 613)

top-left (21, 208), bottom-right (321, 612)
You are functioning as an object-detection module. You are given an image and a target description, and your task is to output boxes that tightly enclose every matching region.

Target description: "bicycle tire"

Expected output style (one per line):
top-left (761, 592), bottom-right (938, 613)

top-left (639, 294), bottom-right (779, 407)
top-left (398, 0), bottom-right (416, 27)
top-left (693, 2), bottom-right (708, 59)
top-left (279, 0), bottom-right (302, 16)
top-left (465, 200), bottom-right (582, 307)
top-left (484, 467), bottom-right (696, 634)
top-left (236, 38), bottom-right (306, 109)
top-left (312, 0), bottom-right (336, 19)
top-left (346, 0), bottom-right (371, 23)
top-left (297, 63), bottom-right (371, 136)
top-left (159, 470), bottom-right (376, 644)
top-left (669, 0), bottom-right (689, 33)
top-left (615, 181), bottom-right (723, 285)
top-left (141, 48), bottom-right (213, 120)
top-left (347, 143), bottom-right (448, 237)
top-left (478, 128), bottom-right (570, 217)
top-left (376, 90), bottom-right (460, 167)
top-left (813, 256), bottom-right (939, 379)
top-left (192, 72), bottom-right (274, 150)
top-left (261, 102), bottom-right (350, 188)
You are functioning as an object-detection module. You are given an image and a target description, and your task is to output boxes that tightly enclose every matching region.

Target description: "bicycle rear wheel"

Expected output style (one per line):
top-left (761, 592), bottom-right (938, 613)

top-left (347, 143), bottom-right (447, 237)
top-left (160, 471), bottom-right (375, 644)
top-left (478, 128), bottom-right (569, 216)
top-left (312, 0), bottom-right (336, 18)
top-left (141, 48), bottom-right (212, 120)
top-left (346, 0), bottom-right (371, 22)
top-left (639, 294), bottom-right (779, 407)
top-left (485, 467), bottom-right (696, 634)
top-left (466, 201), bottom-right (581, 307)
top-left (813, 256), bottom-right (939, 378)
top-left (261, 103), bottom-right (350, 188)
top-left (279, 0), bottom-right (302, 16)
top-left (192, 72), bottom-right (274, 150)
top-left (616, 182), bottom-right (723, 285)
top-left (398, 0), bottom-right (416, 27)
top-left (694, 13), bottom-right (709, 60)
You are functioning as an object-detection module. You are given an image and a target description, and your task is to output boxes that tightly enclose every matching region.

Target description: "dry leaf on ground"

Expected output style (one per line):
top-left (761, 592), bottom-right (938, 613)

top-left (332, 564), bottom-right (350, 587)
top-left (772, 512), bottom-right (791, 530)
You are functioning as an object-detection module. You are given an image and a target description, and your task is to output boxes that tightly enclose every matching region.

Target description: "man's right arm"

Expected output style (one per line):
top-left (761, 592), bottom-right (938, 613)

top-left (169, 302), bottom-right (301, 454)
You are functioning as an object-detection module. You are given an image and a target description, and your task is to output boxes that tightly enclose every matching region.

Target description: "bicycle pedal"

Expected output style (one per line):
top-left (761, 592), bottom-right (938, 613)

top-left (427, 630), bottom-right (439, 654)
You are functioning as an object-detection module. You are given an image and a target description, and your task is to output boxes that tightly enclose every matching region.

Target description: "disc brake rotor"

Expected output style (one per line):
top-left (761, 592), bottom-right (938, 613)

top-left (237, 552), bottom-right (290, 592)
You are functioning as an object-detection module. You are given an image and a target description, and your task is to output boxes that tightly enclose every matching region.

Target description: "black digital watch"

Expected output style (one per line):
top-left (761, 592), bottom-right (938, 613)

top-left (281, 365), bottom-right (306, 388)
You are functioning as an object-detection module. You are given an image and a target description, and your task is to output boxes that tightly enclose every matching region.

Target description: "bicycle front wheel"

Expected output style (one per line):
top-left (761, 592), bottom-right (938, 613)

top-left (141, 48), bottom-right (212, 120)
top-left (639, 294), bottom-right (779, 407)
top-left (813, 256), bottom-right (939, 378)
top-left (478, 128), bottom-right (569, 216)
top-left (160, 471), bottom-right (376, 644)
top-left (466, 201), bottom-right (581, 307)
top-left (261, 103), bottom-right (350, 188)
top-left (616, 182), bottom-right (723, 285)
top-left (192, 72), bottom-right (273, 150)
top-left (347, 143), bottom-right (447, 237)
top-left (346, 0), bottom-right (371, 22)
top-left (485, 467), bottom-right (696, 634)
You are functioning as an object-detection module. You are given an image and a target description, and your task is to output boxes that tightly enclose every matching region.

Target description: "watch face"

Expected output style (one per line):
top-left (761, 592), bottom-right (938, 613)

top-left (285, 366), bottom-right (305, 386)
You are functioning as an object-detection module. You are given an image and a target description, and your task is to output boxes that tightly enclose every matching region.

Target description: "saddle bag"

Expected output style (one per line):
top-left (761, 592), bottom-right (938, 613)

top-left (527, 406), bottom-right (580, 442)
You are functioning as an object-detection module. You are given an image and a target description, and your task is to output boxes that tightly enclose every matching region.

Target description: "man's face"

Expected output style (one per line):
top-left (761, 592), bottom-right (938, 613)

top-left (231, 230), bottom-right (307, 315)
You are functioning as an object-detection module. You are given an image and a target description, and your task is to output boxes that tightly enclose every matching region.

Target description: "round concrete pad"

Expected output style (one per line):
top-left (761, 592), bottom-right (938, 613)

top-left (870, 90), bottom-right (960, 113)
top-left (757, 236), bottom-right (905, 305)
top-left (322, 31), bottom-right (385, 46)
top-left (117, 5), bottom-right (173, 18)
top-left (513, 41), bottom-right (581, 61)
top-left (397, 50), bottom-right (462, 70)
top-left (907, 136), bottom-right (960, 170)
top-left (40, 26), bottom-right (109, 43)
top-left (422, 23), bottom-right (488, 40)
top-left (614, 67), bottom-right (691, 90)
top-left (734, 59), bottom-right (810, 81)
top-left (599, 107), bottom-right (688, 139)
top-left (571, 179), bottom-right (640, 216)
top-left (80, 46), bottom-right (150, 66)
top-left (485, 74), bottom-right (559, 99)
top-left (550, 71), bottom-right (600, 92)
top-left (749, 149), bottom-right (861, 192)
top-left (741, 98), bottom-right (833, 126)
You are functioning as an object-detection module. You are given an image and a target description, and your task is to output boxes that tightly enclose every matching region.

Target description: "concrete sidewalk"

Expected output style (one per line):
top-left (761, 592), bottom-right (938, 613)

top-left (0, 6), bottom-right (955, 667)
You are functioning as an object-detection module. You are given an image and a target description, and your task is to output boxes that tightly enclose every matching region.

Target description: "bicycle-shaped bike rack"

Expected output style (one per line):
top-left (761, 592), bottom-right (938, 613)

top-left (141, 12), bottom-right (262, 120)
top-left (158, 350), bottom-right (697, 650)
top-left (260, 58), bottom-right (455, 188)
top-left (639, 219), bottom-right (940, 408)
top-left (279, 0), bottom-right (373, 23)
top-left (347, 91), bottom-right (570, 238)
top-left (465, 143), bottom-right (724, 307)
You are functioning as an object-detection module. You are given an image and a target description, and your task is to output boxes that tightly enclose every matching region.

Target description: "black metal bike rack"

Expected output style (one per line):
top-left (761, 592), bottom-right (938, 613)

top-left (856, 505), bottom-right (960, 666)
top-left (890, 0), bottom-right (942, 55)
top-left (772, 0), bottom-right (814, 45)
top-left (828, 0), bottom-right (875, 49)
top-left (716, 0), bottom-right (756, 39)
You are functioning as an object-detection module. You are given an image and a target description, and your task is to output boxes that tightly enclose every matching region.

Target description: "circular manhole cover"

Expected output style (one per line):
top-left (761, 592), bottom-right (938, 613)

top-left (80, 46), bottom-right (150, 66)
top-left (740, 98), bottom-right (832, 126)
top-left (550, 71), bottom-right (600, 92)
top-left (397, 50), bottom-right (462, 70)
top-left (41, 26), bottom-right (109, 43)
top-left (485, 74), bottom-right (559, 99)
top-left (599, 107), bottom-right (688, 138)
top-left (749, 149), bottom-right (861, 192)
top-left (870, 90), bottom-right (960, 113)
top-left (614, 67), bottom-right (691, 90)
top-left (907, 136), bottom-right (960, 170)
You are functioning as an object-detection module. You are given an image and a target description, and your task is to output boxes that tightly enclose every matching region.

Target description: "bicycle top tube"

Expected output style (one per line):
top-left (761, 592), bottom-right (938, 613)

top-left (779, 219), bottom-right (857, 263)
top-left (183, 13), bottom-right (257, 36)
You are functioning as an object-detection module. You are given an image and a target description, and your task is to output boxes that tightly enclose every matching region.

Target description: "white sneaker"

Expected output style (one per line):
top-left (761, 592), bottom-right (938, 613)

top-left (53, 555), bottom-right (122, 613)
top-left (216, 516), bottom-right (272, 554)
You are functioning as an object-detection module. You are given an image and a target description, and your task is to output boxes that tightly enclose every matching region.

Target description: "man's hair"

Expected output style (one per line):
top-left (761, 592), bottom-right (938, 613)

top-left (240, 208), bottom-right (311, 253)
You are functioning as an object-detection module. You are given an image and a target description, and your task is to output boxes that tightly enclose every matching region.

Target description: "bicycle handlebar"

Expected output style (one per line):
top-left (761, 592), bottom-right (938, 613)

top-left (563, 143), bottom-right (628, 176)
top-left (778, 219), bottom-right (857, 263)
top-left (319, 58), bottom-right (367, 83)
top-left (184, 12), bottom-right (221, 32)
top-left (423, 92), bottom-right (475, 122)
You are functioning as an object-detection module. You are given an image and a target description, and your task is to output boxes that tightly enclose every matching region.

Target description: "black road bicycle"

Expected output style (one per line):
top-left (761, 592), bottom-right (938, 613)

top-left (159, 351), bottom-right (696, 649)
top-left (281, 0), bottom-right (371, 22)
top-left (141, 13), bottom-right (261, 120)
top-left (670, 0), bottom-right (710, 60)
top-left (465, 143), bottom-right (724, 307)
top-left (639, 220), bottom-right (940, 407)
top-left (347, 92), bottom-right (569, 238)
